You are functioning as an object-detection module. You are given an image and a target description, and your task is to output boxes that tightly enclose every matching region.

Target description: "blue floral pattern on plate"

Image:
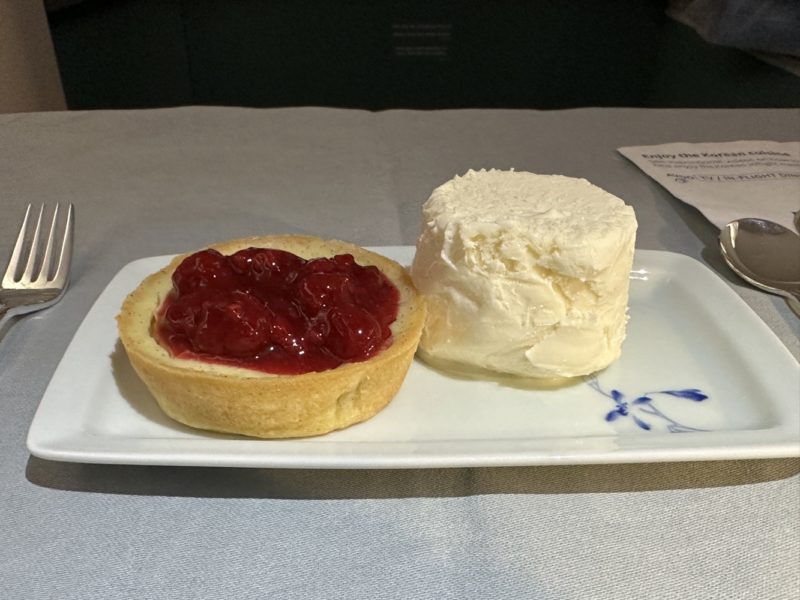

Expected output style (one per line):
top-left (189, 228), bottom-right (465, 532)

top-left (585, 376), bottom-right (709, 432)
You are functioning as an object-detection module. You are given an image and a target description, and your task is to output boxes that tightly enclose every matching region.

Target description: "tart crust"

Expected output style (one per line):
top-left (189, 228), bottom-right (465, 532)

top-left (117, 235), bottom-right (425, 439)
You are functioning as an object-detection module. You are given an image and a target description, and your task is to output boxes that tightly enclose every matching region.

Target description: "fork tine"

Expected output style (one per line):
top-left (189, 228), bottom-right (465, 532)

top-left (51, 204), bottom-right (74, 288)
top-left (2, 204), bottom-right (32, 286)
top-left (21, 205), bottom-right (45, 282)
top-left (36, 204), bottom-right (60, 284)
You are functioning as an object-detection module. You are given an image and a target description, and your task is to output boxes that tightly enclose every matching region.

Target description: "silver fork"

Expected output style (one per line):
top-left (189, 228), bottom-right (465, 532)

top-left (0, 204), bottom-right (74, 328)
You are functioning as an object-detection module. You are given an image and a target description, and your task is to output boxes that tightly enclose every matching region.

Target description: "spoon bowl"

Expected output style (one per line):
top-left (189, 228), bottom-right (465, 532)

top-left (719, 218), bottom-right (800, 316)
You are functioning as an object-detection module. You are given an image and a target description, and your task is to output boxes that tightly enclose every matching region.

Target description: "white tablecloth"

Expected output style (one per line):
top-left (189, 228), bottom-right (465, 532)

top-left (1, 107), bottom-right (798, 599)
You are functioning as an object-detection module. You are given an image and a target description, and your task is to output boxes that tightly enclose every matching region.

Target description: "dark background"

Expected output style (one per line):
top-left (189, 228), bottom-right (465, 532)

top-left (46, 0), bottom-right (800, 111)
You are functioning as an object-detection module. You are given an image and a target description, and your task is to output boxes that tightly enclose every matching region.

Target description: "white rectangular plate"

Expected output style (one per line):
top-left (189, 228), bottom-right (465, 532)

top-left (28, 248), bottom-right (800, 468)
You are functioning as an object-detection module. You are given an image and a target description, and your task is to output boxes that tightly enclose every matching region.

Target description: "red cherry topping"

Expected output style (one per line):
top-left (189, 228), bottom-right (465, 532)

top-left (172, 249), bottom-right (238, 295)
top-left (325, 304), bottom-right (382, 360)
top-left (295, 271), bottom-right (354, 314)
top-left (164, 289), bottom-right (270, 358)
top-left (156, 246), bottom-right (400, 374)
top-left (230, 248), bottom-right (304, 285)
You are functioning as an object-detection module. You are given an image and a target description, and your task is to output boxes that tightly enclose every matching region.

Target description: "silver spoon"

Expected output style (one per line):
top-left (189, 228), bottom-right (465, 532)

top-left (719, 218), bottom-right (800, 316)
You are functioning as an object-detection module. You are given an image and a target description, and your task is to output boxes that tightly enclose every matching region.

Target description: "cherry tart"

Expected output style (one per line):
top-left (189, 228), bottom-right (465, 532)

top-left (117, 235), bottom-right (425, 439)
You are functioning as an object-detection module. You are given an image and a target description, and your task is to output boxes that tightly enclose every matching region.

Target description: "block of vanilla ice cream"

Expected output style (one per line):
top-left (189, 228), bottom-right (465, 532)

top-left (410, 169), bottom-right (638, 379)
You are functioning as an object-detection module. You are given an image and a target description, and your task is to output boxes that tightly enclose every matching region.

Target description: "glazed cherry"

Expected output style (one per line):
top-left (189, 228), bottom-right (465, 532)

top-left (164, 289), bottom-right (270, 358)
top-left (172, 249), bottom-right (238, 295)
top-left (156, 246), bottom-right (400, 374)
top-left (295, 271), bottom-right (354, 314)
top-left (325, 304), bottom-right (382, 360)
top-left (351, 264), bottom-right (396, 324)
top-left (163, 294), bottom-right (200, 338)
top-left (229, 248), bottom-right (304, 286)
top-left (266, 307), bottom-right (312, 356)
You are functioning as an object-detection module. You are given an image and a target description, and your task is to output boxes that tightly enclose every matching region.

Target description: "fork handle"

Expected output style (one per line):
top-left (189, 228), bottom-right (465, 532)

top-left (0, 302), bottom-right (10, 334)
top-left (0, 288), bottom-right (66, 338)
top-left (0, 299), bottom-right (33, 332)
